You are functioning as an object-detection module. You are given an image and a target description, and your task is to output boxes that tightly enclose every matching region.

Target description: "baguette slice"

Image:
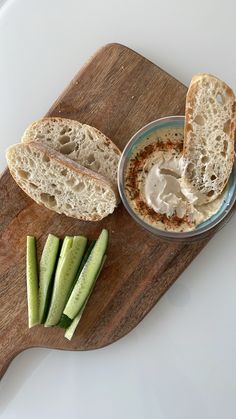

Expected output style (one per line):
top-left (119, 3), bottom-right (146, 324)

top-left (183, 73), bottom-right (236, 204)
top-left (21, 117), bottom-right (121, 188)
top-left (6, 142), bottom-right (118, 221)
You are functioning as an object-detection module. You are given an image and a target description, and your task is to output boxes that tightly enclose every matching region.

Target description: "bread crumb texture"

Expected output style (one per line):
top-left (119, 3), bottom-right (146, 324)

top-left (6, 143), bottom-right (117, 221)
top-left (22, 117), bottom-right (121, 188)
top-left (184, 74), bottom-right (236, 204)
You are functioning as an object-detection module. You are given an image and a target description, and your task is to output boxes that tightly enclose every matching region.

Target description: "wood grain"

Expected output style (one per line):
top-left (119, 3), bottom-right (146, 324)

top-left (0, 43), bottom-right (233, 378)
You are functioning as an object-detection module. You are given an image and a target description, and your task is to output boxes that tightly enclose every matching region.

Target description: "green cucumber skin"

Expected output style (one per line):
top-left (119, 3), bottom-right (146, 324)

top-left (63, 229), bottom-right (108, 320)
top-left (45, 236), bottom-right (87, 327)
top-left (26, 236), bottom-right (39, 328)
top-left (58, 313), bottom-right (72, 329)
top-left (57, 240), bottom-right (96, 328)
top-left (39, 234), bottom-right (60, 323)
top-left (64, 255), bottom-right (107, 340)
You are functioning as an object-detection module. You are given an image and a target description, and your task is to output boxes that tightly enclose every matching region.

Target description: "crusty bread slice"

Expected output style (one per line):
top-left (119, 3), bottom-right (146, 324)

top-left (6, 142), bottom-right (118, 221)
top-left (21, 117), bottom-right (121, 188)
top-left (183, 73), bottom-right (236, 204)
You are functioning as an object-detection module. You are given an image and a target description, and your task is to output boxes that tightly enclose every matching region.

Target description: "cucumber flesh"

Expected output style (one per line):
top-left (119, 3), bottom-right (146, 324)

top-left (39, 234), bottom-right (60, 323)
top-left (64, 311), bottom-right (83, 341)
top-left (26, 236), bottom-right (39, 328)
top-left (57, 236), bottom-right (73, 272)
top-left (42, 235), bottom-right (71, 326)
top-left (44, 235), bottom-right (87, 327)
top-left (63, 229), bottom-right (108, 320)
top-left (64, 255), bottom-right (107, 340)
top-left (58, 240), bottom-right (96, 328)
top-left (73, 240), bottom-right (96, 287)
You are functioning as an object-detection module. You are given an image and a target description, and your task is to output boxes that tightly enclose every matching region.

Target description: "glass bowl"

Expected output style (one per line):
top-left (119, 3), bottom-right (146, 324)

top-left (117, 116), bottom-right (236, 241)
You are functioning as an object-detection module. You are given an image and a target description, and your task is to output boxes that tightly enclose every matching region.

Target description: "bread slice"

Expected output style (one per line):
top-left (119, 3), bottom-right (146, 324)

top-left (183, 73), bottom-right (236, 204)
top-left (6, 142), bottom-right (118, 221)
top-left (21, 117), bottom-right (121, 188)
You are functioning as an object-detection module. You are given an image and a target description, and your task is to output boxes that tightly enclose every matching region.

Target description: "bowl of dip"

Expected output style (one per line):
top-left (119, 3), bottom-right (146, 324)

top-left (118, 116), bottom-right (236, 241)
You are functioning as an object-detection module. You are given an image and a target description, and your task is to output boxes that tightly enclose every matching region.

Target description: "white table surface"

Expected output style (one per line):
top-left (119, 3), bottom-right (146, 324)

top-left (0, 1), bottom-right (236, 418)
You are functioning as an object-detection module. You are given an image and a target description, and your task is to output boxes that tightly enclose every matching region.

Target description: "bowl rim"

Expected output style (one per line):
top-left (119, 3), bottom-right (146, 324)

top-left (117, 115), bottom-right (236, 239)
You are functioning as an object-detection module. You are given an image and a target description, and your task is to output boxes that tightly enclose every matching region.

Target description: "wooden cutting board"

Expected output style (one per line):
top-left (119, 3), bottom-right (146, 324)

top-left (0, 43), bottom-right (232, 378)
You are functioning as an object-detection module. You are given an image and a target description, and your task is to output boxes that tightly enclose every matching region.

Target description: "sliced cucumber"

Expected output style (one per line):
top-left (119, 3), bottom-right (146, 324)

top-left (57, 236), bottom-right (73, 271)
top-left (42, 236), bottom-right (72, 325)
top-left (26, 236), bottom-right (39, 328)
top-left (64, 310), bottom-right (83, 341)
top-left (64, 255), bottom-right (107, 340)
top-left (58, 313), bottom-right (73, 329)
top-left (73, 240), bottom-right (96, 289)
top-left (58, 240), bottom-right (96, 328)
top-left (44, 235), bottom-right (87, 327)
top-left (39, 234), bottom-right (60, 323)
top-left (63, 229), bottom-right (108, 320)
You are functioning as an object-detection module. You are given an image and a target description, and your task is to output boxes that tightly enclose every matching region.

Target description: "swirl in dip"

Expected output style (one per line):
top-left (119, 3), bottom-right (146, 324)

top-left (124, 127), bottom-right (226, 232)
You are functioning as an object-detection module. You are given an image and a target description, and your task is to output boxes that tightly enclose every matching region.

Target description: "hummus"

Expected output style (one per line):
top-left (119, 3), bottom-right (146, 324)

top-left (125, 127), bottom-right (226, 232)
